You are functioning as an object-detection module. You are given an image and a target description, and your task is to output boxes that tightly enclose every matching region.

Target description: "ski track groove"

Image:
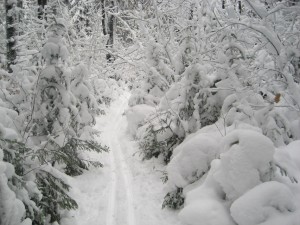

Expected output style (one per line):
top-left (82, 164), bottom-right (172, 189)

top-left (105, 93), bottom-right (136, 225)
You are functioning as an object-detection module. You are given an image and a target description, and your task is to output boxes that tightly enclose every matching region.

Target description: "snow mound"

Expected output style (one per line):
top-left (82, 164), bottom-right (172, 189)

top-left (230, 181), bottom-right (296, 225)
top-left (167, 133), bottom-right (221, 188)
top-left (125, 104), bottom-right (156, 138)
top-left (274, 145), bottom-right (300, 183)
top-left (213, 129), bottom-right (274, 200)
top-left (179, 160), bottom-right (235, 225)
top-left (0, 105), bottom-right (18, 140)
top-left (283, 141), bottom-right (300, 171)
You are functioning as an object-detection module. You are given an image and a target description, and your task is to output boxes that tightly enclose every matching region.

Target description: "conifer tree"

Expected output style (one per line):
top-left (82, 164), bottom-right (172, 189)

top-left (32, 18), bottom-right (107, 175)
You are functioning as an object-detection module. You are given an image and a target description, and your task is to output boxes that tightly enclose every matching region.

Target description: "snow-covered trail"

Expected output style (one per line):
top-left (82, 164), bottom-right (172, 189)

top-left (69, 92), bottom-right (182, 225)
top-left (103, 92), bottom-right (136, 225)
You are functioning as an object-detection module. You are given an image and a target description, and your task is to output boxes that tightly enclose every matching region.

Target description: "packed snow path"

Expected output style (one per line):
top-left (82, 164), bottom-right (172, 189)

top-left (70, 92), bottom-right (182, 225)
top-left (103, 93), bottom-right (136, 225)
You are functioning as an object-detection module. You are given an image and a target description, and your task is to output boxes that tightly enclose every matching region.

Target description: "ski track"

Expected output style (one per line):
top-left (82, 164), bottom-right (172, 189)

top-left (71, 92), bottom-right (182, 225)
top-left (104, 93), bottom-right (136, 225)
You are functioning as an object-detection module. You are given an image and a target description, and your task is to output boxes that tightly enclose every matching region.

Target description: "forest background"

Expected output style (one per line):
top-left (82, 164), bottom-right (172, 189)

top-left (0, 0), bottom-right (300, 225)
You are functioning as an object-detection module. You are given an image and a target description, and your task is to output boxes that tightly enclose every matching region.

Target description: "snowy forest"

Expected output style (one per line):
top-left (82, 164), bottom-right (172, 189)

top-left (0, 0), bottom-right (300, 225)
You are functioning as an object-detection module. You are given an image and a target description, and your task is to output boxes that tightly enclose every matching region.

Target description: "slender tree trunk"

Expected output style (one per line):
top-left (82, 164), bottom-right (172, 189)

top-left (107, 0), bottom-right (114, 48)
top-left (5, 0), bottom-right (17, 72)
top-left (238, 1), bottom-right (242, 14)
top-left (100, 0), bottom-right (116, 62)
top-left (106, 0), bottom-right (115, 62)
top-left (101, 0), bottom-right (107, 35)
top-left (38, 0), bottom-right (47, 19)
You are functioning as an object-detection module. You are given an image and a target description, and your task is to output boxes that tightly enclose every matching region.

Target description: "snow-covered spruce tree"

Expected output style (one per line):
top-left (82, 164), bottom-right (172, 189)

top-left (0, 142), bottom-right (33, 225)
top-left (33, 18), bottom-right (107, 174)
top-left (0, 74), bottom-right (41, 225)
top-left (26, 18), bottom-right (108, 224)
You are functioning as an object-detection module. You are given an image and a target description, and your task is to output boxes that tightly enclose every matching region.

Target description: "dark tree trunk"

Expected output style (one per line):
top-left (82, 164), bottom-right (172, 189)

top-left (101, 0), bottom-right (107, 35)
top-left (106, 0), bottom-right (115, 62)
top-left (5, 0), bottom-right (17, 72)
top-left (78, 6), bottom-right (91, 34)
top-left (107, 1), bottom-right (114, 48)
top-left (100, 0), bottom-right (116, 62)
top-left (238, 1), bottom-right (242, 14)
top-left (38, 0), bottom-right (47, 19)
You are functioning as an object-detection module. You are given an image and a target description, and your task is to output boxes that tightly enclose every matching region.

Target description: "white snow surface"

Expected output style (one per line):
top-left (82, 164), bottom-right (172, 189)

top-left (230, 181), bottom-right (296, 225)
top-left (66, 92), bottom-right (182, 225)
top-left (167, 133), bottom-right (221, 189)
top-left (214, 129), bottom-right (275, 201)
top-left (179, 160), bottom-right (235, 225)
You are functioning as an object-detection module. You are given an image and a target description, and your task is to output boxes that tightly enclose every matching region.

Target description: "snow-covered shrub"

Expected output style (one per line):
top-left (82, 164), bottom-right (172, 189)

top-left (221, 91), bottom-right (295, 147)
top-left (138, 110), bottom-right (184, 163)
top-left (92, 78), bottom-right (113, 110)
top-left (162, 130), bottom-right (222, 209)
top-left (166, 132), bottom-right (221, 189)
top-left (230, 181), bottom-right (296, 225)
top-left (128, 88), bottom-right (160, 107)
top-left (0, 148), bottom-right (32, 225)
top-left (162, 187), bottom-right (184, 210)
top-left (0, 98), bottom-right (39, 225)
top-left (176, 127), bottom-right (299, 225)
top-left (179, 160), bottom-right (235, 225)
top-left (281, 140), bottom-right (300, 171)
top-left (125, 104), bottom-right (156, 138)
top-left (0, 111), bottom-right (33, 225)
top-left (213, 129), bottom-right (275, 201)
top-left (0, 96), bottom-right (79, 225)
top-left (137, 63), bottom-right (223, 164)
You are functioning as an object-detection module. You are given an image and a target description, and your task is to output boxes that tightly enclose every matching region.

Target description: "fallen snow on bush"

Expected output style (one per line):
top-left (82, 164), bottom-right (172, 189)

top-left (230, 181), bottom-right (296, 225)
top-left (214, 129), bottom-right (275, 201)
top-left (167, 133), bottom-right (221, 189)
top-left (179, 160), bottom-right (234, 225)
top-left (125, 104), bottom-right (156, 138)
top-left (171, 128), bottom-right (300, 225)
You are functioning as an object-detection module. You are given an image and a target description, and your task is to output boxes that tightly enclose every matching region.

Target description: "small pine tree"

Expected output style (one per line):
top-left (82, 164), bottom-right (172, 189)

top-left (27, 18), bottom-right (108, 223)
top-left (32, 18), bottom-right (108, 174)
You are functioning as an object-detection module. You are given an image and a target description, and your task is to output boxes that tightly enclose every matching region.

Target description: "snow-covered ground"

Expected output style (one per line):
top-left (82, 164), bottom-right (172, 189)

top-left (68, 92), bottom-right (182, 225)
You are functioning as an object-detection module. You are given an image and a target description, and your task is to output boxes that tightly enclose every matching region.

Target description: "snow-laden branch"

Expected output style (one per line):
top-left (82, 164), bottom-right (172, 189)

top-left (107, 11), bottom-right (143, 48)
top-left (243, 0), bottom-right (268, 19)
top-left (230, 21), bottom-right (283, 55)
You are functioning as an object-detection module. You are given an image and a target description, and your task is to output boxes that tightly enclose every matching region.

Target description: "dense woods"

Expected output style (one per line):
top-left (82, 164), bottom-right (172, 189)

top-left (0, 0), bottom-right (299, 225)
